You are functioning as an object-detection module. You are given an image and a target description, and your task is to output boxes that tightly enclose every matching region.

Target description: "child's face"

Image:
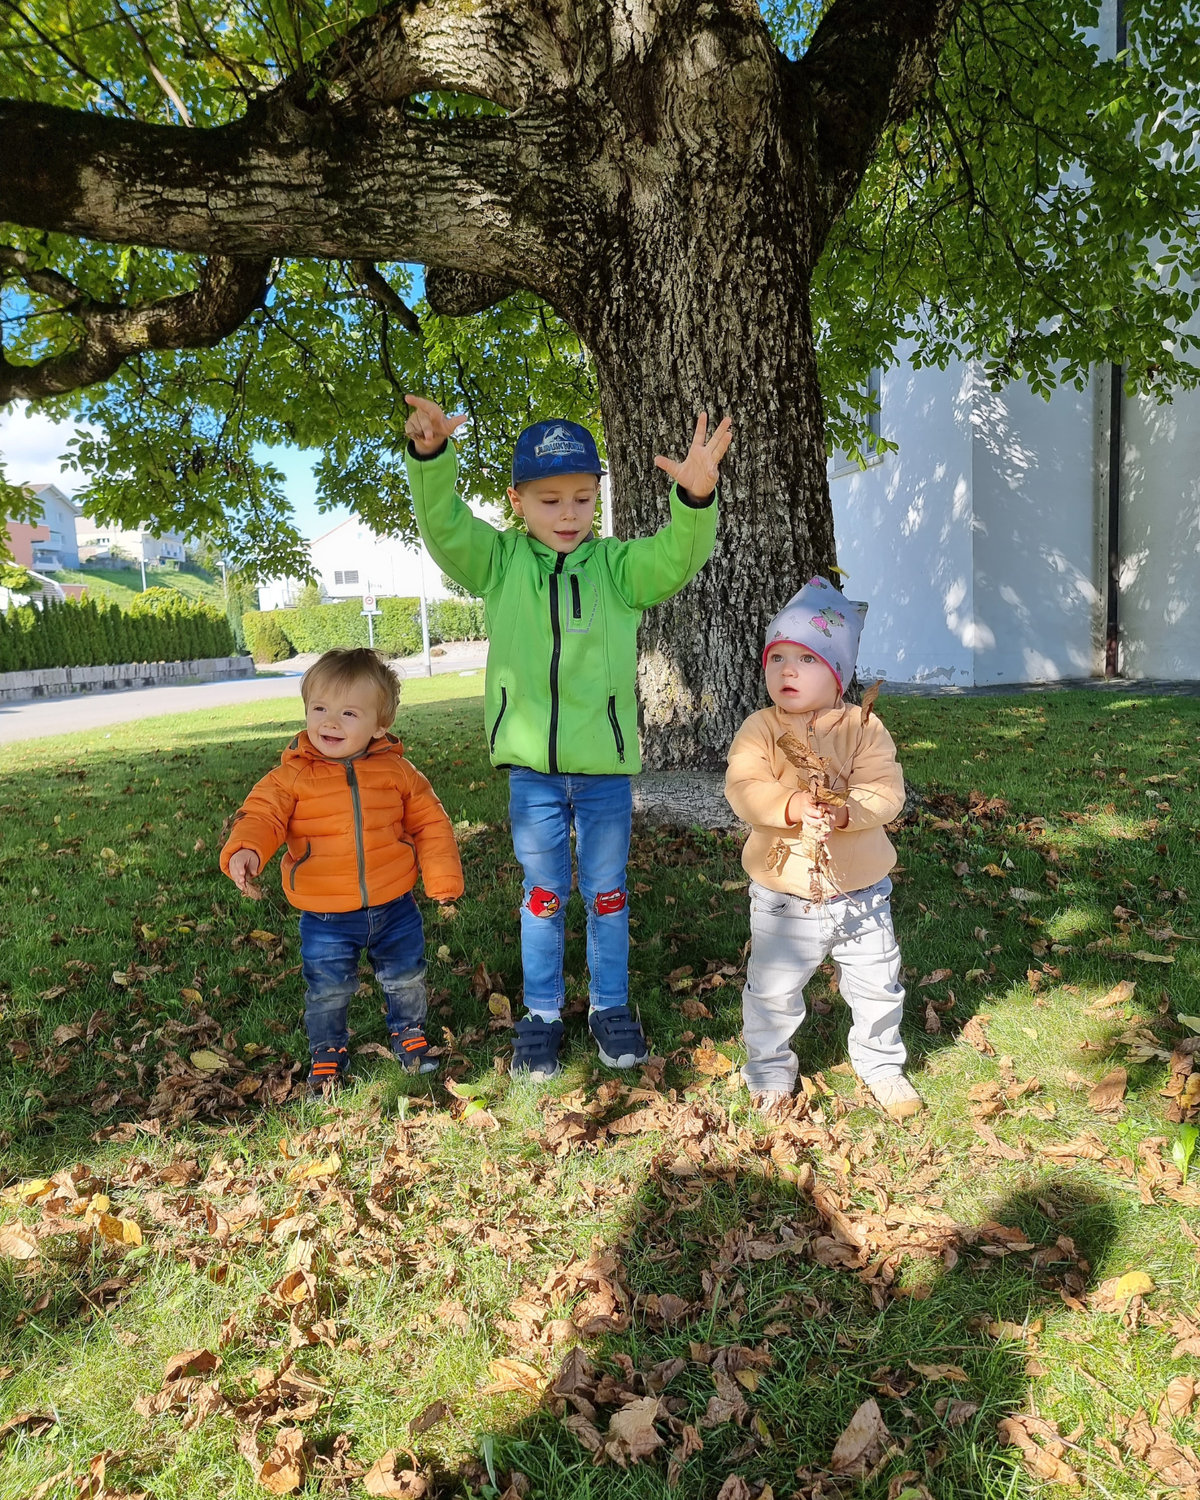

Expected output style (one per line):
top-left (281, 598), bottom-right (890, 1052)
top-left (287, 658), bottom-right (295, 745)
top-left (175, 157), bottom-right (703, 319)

top-left (765, 642), bottom-right (840, 713)
top-left (508, 473), bottom-right (600, 553)
top-left (305, 679), bottom-right (390, 759)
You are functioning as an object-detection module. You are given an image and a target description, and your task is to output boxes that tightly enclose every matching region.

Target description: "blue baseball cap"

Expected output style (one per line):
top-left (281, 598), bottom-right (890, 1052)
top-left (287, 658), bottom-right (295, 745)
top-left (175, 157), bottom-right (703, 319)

top-left (511, 420), bottom-right (604, 486)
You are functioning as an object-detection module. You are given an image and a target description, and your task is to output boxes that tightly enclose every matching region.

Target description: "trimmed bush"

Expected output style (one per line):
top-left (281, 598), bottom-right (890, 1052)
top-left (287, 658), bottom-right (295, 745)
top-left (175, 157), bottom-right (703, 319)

top-left (243, 610), bottom-right (293, 664)
top-left (429, 598), bottom-right (485, 643)
top-left (0, 595), bottom-right (236, 673)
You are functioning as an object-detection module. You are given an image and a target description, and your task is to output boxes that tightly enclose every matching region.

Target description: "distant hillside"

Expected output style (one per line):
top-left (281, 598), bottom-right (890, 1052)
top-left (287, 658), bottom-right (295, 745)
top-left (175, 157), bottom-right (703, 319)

top-left (54, 562), bottom-right (230, 612)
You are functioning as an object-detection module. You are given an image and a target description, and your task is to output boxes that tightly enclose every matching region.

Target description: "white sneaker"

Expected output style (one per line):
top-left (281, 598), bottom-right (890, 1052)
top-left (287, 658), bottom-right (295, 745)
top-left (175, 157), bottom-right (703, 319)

top-left (867, 1073), bottom-right (923, 1119)
top-left (749, 1089), bottom-right (793, 1117)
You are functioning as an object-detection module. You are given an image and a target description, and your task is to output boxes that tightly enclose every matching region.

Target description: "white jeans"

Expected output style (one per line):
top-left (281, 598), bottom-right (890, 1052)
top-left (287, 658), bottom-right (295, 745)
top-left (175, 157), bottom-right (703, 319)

top-left (741, 876), bottom-right (907, 1092)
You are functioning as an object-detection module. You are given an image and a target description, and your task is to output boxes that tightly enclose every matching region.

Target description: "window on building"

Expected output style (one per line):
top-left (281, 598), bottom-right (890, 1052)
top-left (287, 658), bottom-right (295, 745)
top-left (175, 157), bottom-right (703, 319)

top-left (830, 368), bottom-right (884, 478)
top-left (334, 569), bottom-right (359, 585)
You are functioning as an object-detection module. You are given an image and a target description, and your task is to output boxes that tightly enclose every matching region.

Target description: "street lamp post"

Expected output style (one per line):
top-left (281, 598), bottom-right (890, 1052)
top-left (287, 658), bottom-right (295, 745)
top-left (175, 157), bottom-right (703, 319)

top-left (418, 550), bottom-right (432, 677)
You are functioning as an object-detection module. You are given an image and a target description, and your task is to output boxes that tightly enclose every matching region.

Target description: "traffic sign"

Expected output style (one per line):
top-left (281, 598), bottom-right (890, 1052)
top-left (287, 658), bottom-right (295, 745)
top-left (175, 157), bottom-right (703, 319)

top-left (361, 594), bottom-right (379, 615)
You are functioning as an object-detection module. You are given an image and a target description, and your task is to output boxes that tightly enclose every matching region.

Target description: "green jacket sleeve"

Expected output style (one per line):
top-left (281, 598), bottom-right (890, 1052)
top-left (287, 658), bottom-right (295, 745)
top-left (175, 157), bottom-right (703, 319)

top-left (404, 441), bottom-right (506, 598)
top-left (607, 485), bottom-right (718, 610)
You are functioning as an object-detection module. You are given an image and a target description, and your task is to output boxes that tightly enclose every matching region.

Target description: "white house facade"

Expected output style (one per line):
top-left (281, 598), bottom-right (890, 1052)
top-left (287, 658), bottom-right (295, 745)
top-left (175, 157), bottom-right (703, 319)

top-left (75, 516), bottom-right (187, 567)
top-left (23, 483), bottom-right (81, 571)
top-left (829, 346), bottom-right (1199, 687)
top-left (257, 520), bottom-right (453, 612)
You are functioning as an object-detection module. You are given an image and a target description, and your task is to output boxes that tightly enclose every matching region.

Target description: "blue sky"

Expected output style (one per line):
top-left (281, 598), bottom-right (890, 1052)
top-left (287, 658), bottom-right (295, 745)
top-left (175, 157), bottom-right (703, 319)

top-left (0, 402), bottom-right (351, 545)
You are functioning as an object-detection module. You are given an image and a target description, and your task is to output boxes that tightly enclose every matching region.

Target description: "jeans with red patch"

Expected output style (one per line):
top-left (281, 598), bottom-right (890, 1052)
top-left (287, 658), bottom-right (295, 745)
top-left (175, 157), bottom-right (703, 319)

top-left (508, 767), bottom-right (632, 1016)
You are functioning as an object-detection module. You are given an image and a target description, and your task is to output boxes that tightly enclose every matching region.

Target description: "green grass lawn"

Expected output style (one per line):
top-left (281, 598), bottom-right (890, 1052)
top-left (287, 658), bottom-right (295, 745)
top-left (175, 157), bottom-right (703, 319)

top-left (2, 683), bottom-right (1199, 1499)
top-left (54, 563), bottom-right (227, 613)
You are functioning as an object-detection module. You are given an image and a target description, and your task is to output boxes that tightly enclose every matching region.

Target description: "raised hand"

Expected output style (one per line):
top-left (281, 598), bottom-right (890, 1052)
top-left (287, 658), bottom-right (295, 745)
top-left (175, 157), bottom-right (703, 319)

top-left (405, 394), bottom-right (469, 455)
top-left (653, 412), bottom-right (733, 499)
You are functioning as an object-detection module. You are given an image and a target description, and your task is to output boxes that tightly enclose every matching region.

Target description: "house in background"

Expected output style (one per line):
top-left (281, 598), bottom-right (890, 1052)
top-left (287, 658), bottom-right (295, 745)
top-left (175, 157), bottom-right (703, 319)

top-left (4, 483), bottom-right (81, 572)
top-left (258, 517), bottom-right (455, 611)
top-left (74, 516), bottom-right (186, 568)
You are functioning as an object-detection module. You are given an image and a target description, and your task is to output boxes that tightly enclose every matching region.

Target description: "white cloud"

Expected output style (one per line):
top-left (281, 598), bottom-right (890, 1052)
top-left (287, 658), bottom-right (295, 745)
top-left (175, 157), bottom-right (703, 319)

top-left (0, 403), bottom-right (100, 494)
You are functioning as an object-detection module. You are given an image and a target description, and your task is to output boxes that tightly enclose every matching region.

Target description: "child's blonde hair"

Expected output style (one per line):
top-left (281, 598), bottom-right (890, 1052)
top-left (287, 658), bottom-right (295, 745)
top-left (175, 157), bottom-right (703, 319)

top-left (301, 648), bottom-right (401, 727)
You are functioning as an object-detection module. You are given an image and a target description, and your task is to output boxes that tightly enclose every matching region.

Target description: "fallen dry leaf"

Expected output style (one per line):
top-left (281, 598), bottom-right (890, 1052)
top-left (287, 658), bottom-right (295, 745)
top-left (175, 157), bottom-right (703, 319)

top-left (962, 1015), bottom-right (995, 1056)
top-left (692, 1039), bottom-right (734, 1077)
top-left (363, 1453), bottom-right (429, 1498)
top-left (607, 1396), bottom-right (666, 1465)
top-left (997, 1414), bottom-right (1079, 1487)
top-left (908, 1361), bottom-right (968, 1382)
top-left (0, 1225), bottom-right (39, 1260)
top-left (935, 1398), bottom-right (980, 1427)
top-left (1088, 1068), bottom-right (1128, 1113)
top-left (409, 1399), bottom-right (450, 1438)
top-left (162, 1349), bottom-right (221, 1383)
top-left (481, 1358), bottom-right (546, 1396)
top-left (240, 1426), bottom-right (313, 1495)
top-left (829, 1398), bottom-right (891, 1476)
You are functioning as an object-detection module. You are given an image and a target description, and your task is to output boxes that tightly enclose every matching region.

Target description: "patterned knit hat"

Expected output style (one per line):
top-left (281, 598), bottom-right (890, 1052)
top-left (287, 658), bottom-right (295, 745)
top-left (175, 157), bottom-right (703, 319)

top-left (762, 576), bottom-right (868, 693)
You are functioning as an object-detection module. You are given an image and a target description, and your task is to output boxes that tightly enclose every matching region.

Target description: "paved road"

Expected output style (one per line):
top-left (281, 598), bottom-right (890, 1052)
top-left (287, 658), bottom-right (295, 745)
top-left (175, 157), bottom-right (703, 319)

top-left (0, 646), bottom-right (488, 746)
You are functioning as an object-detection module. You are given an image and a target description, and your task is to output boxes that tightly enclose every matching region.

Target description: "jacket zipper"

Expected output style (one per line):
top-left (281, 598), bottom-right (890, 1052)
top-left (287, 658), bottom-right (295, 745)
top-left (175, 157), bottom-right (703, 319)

top-left (606, 694), bottom-right (626, 763)
top-left (489, 685), bottom-right (508, 753)
top-left (548, 554), bottom-right (565, 774)
top-left (570, 574), bottom-right (581, 620)
top-left (343, 761), bottom-right (370, 908)
top-left (289, 839), bottom-right (312, 891)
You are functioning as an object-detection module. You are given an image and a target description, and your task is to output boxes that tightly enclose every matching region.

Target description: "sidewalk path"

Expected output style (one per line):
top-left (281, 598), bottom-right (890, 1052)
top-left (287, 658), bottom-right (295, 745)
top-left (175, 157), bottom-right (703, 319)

top-left (0, 642), bottom-right (488, 746)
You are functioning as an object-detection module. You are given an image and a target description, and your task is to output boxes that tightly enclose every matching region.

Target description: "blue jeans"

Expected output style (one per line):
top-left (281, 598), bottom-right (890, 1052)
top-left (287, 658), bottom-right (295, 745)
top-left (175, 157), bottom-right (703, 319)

top-left (298, 892), bottom-right (427, 1053)
top-left (509, 768), bottom-right (632, 1015)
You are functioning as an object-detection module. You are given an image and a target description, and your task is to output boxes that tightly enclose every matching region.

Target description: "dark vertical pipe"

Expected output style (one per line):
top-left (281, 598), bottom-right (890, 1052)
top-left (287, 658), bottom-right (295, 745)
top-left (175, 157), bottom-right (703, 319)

top-left (1104, 0), bottom-right (1126, 679)
top-left (1106, 364), bottom-right (1122, 677)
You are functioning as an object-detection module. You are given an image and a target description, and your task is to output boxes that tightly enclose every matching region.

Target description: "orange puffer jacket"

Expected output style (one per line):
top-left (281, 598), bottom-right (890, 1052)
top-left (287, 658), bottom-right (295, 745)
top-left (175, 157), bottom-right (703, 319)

top-left (219, 732), bottom-right (464, 913)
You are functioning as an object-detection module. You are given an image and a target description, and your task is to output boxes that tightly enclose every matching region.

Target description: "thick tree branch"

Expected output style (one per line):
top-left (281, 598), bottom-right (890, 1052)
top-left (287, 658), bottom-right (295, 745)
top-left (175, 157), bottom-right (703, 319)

top-left (797, 0), bottom-right (965, 238)
top-left (315, 0), bottom-right (582, 111)
top-left (0, 251), bottom-right (271, 401)
top-left (424, 267), bottom-right (515, 318)
top-left (0, 97), bottom-right (577, 291)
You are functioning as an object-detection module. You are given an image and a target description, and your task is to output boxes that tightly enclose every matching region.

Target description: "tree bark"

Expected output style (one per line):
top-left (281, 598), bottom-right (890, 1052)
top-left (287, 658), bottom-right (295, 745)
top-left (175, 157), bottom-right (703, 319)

top-left (0, 0), bottom-right (964, 767)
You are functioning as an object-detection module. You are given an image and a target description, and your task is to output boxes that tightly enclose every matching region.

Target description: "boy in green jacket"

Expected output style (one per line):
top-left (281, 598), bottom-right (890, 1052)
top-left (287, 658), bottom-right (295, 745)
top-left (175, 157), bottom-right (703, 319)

top-left (404, 395), bottom-right (732, 1080)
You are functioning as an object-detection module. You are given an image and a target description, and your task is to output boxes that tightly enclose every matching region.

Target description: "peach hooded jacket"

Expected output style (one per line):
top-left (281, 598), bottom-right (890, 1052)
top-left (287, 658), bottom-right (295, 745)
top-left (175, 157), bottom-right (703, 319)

top-left (219, 731), bottom-right (464, 913)
top-left (724, 704), bottom-right (905, 899)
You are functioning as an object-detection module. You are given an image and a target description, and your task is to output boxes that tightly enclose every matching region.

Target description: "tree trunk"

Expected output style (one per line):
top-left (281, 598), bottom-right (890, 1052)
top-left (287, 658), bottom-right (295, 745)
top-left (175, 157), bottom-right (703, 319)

top-left (575, 200), bottom-right (837, 771)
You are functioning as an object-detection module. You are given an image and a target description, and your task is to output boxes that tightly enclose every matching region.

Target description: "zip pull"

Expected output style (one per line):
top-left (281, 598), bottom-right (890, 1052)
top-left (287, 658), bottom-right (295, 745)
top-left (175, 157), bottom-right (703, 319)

top-left (570, 574), bottom-right (581, 620)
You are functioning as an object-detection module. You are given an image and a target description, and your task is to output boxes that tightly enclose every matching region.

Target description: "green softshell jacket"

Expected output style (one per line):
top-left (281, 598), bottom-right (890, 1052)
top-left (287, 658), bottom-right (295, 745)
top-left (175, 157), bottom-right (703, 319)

top-left (405, 442), bottom-right (718, 776)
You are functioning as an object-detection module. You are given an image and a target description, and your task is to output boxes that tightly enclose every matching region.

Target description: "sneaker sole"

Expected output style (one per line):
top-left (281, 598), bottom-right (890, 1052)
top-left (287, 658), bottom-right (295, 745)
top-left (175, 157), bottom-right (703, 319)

top-left (511, 1061), bottom-right (562, 1082)
top-left (596, 1047), bottom-right (648, 1070)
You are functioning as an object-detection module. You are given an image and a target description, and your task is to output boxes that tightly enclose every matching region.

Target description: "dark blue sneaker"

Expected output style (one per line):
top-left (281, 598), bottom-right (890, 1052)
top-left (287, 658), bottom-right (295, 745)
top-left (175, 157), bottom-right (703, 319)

top-left (307, 1045), bottom-right (350, 1098)
top-left (511, 1017), bottom-right (564, 1082)
top-left (390, 1025), bottom-right (438, 1074)
top-left (589, 1005), bottom-right (649, 1069)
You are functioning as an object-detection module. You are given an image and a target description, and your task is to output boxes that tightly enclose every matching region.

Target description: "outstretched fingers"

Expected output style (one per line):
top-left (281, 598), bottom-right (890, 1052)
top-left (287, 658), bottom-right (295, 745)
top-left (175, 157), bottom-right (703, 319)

top-left (704, 414), bottom-right (733, 465)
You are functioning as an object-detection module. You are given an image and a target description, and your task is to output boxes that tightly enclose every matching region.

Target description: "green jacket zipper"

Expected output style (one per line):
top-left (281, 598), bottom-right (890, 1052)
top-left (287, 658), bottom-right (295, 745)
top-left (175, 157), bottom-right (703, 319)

top-left (548, 554), bottom-right (565, 774)
top-left (489, 685), bottom-right (508, 753)
top-left (606, 694), bottom-right (626, 763)
top-left (288, 840), bottom-right (312, 891)
top-left (343, 761), bottom-right (369, 908)
top-left (570, 574), bottom-right (582, 620)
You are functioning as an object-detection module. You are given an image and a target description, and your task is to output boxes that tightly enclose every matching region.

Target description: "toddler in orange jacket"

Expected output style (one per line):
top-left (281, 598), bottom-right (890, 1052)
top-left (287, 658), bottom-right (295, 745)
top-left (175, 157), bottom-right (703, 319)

top-left (220, 648), bottom-right (463, 1095)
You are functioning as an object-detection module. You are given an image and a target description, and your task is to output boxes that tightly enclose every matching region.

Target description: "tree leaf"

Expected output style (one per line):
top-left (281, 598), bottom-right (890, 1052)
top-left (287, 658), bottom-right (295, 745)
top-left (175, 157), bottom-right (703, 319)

top-left (829, 1398), bottom-right (891, 1475)
top-left (1088, 1068), bottom-right (1128, 1112)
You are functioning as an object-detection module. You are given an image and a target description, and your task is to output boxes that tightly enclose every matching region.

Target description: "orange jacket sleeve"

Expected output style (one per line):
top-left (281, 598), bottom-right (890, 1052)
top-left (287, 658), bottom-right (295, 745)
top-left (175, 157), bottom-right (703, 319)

top-left (398, 763), bottom-right (465, 902)
top-left (219, 762), bottom-right (300, 876)
top-left (842, 717), bottom-right (906, 832)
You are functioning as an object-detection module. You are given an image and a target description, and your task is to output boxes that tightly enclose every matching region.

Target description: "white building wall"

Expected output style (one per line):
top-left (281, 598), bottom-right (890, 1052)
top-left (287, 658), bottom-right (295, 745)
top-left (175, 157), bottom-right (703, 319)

top-left (29, 484), bottom-right (80, 571)
top-left (258, 526), bottom-right (452, 612)
top-left (830, 357), bottom-right (976, 687)
top-left (1118, 352), bottom-right (1200, 680)
top-left (968, 373), bottom-right (1103, 684)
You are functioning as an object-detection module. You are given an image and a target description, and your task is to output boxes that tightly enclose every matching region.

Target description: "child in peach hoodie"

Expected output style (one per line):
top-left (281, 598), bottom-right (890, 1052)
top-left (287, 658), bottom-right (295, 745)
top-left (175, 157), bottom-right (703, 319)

top-left (724, 577), bottom-right (921, 1119)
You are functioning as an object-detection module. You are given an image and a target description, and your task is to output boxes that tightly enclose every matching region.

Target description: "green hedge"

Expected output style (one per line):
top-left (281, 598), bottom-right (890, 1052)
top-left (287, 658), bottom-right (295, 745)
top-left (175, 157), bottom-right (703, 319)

top-left (0, 595), bottom-right (236, 674)
top-left (242, 595), bottom-right (486, 664)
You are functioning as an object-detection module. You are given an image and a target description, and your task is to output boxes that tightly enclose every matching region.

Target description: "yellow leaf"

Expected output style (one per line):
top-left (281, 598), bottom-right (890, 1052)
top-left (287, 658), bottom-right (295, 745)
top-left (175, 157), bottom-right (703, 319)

top-left (1130, 951), bottom-right (1174, 964)
top-left (2, 1178), bottom-right (53, 1207)
top-left (190, 1050), bottom-right (224, 1072)
top-left (1113, 1271), bottom-right (1154, 1299)
top-left (250, 929), bottom-right (278, 943)
top-left (481, 1357), bottom-right (546, 1395)
top-left (100, 847), bottom-right (116, 859)
top-left (734, 1368), bottom-right (760, 1391)
top-left (436, 945), bottom-right (451, 961)
top-left (180, 988), bottom-right (203, 1004)
top-left (96, 1213), bottom-right (142, 1247)
top-left (287, 1153), bottom-right (341, 1182)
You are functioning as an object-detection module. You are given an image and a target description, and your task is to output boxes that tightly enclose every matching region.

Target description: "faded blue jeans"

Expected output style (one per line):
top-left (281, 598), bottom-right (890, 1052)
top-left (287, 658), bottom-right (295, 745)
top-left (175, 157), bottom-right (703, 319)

top-left (509, 768), bottom-right (632, 1016)
top-left (298, 892), bottom-right (427, 1053)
